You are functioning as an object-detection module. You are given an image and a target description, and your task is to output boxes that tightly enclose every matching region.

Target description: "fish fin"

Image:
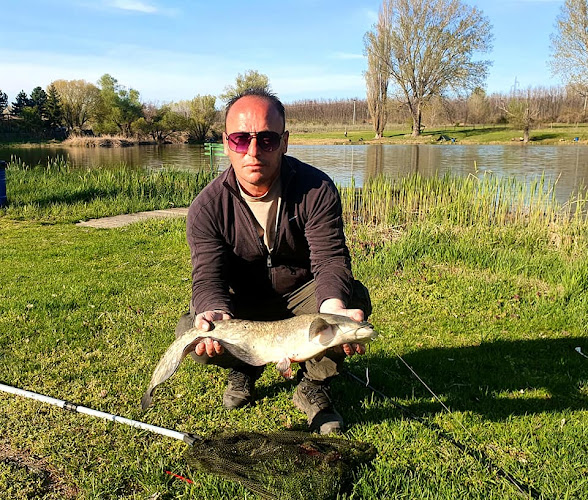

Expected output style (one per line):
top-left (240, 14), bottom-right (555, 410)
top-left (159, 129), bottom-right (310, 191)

top-left (141, 390), bottom-right (154, 411)
top-left (276, 357), bottom-right (292, 376)
top-left (308, 317), bottom-right (336, 346)
top-left (141, 331), bottom-right (208, 410)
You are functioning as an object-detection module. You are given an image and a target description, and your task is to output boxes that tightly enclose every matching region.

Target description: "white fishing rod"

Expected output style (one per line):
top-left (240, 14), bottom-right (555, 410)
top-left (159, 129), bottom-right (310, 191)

top-left (0, 382), bottom-right (199, 445)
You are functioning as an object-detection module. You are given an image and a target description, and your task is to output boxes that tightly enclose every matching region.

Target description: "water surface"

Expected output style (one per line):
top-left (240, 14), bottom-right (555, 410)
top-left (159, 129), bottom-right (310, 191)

top-left (2, 143), bottom-right (587, 204)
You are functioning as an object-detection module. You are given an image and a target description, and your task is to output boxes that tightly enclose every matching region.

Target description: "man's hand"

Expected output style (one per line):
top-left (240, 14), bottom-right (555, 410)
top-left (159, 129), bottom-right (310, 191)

top-left (319, 298), bottom-right (366, 357)
top-left (193, 310), bottom-right (231, 357)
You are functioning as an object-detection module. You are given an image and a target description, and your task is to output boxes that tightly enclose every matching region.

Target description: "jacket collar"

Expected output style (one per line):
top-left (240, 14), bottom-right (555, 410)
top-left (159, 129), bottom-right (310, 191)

top-left (222, 155), bottom-right (297, 197)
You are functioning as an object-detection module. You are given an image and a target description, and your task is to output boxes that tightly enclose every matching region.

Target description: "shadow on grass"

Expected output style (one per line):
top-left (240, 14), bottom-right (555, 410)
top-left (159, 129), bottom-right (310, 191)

top-left (530, 133), bottom-right (561, 141)
top-left (9, 187), bottom-right (121, 209)
top-left (341, 337), bottom-right (588, 424)
top-left (420, 127), bottom-right (509, 139)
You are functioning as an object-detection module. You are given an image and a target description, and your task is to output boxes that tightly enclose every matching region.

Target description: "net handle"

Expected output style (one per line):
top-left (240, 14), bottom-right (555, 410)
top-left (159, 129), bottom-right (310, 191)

top-left (0, 382), bottom-right (198, 445)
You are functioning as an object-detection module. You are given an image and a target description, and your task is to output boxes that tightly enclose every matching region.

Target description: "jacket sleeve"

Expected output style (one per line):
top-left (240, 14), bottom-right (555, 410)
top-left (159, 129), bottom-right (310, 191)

top-left (186, 201), bottom-right (234, 316)
top-left (304, 180), bottom-right (353, 308)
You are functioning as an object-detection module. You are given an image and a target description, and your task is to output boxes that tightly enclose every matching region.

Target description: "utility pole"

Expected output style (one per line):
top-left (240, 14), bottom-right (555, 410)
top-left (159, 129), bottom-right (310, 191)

top-left (511, 77), bottom-right (519, 96)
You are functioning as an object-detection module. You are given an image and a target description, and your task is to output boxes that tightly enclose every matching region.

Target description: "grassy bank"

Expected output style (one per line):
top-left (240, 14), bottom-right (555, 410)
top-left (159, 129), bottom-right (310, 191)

top-left (5, 123), bottom-right (588, 149)
top-left (287, 123), bottom-right (588, 146)
top-left (1, 160), bottom-right (588, 498)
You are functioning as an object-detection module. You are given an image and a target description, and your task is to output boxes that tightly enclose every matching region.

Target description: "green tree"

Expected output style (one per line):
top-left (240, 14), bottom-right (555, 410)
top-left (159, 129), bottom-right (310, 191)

top-left (133, 103), bottom-right (186, 143)
top-left (20, 106), bottom-right (45, 134)
top-left (367, 0), bottom-right (493, 136)
top-left (550, 0), bottom-right (588, 119)
top-left (45, 83), bottom-right (63, 129)
top-left (52, 79), bottom-right (101, 134)
top-left (0, 90), bottom-right (8, 119)
top-left (174, 95), bottom-right (217, 142)
top-left (29, 87), bottom-right (47, 112)
top-left (96, 74), bottom-right (144, 136)
top-left (467, 87), bottom-right (491, 125)
top-left (29, 86), bottom-right (48, 130)
top-left (11, 90), bottom-right (31, 118)
top-left (220, 70), bottom-right (270, 102)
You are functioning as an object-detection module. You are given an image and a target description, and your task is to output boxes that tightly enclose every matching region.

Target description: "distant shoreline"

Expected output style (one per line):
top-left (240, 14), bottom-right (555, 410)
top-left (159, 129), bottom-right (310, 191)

top-left (3, 124), bottom-right (588, 148)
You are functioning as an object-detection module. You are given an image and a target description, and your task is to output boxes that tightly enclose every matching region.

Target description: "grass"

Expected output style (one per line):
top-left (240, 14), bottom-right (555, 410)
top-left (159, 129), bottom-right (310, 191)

top-left (2, 156), bottom-right (217, 223)
top-left (287, 123), bottom-right (588, 146)
top-left (1, 158), bottom-right (588, 498)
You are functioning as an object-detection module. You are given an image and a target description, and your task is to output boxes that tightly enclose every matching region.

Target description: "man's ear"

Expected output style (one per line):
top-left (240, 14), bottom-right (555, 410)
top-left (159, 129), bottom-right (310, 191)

top-left (222, 132), bottom-right (230, 156)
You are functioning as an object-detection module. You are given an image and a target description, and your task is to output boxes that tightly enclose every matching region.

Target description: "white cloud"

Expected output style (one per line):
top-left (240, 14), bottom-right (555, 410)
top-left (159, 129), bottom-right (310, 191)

top-left (0, 40), bottom-right (369, 104)
top-left (332, 52), bottom-right (365, 61)
top-left (361, 7), bottom-right (379, 24)
top-left (108, 0), bottom-right (158, 13)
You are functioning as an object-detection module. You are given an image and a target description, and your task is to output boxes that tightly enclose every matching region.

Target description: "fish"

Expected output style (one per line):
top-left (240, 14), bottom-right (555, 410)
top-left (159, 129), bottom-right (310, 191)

top-left (141, 313), bottom-right (377, 410)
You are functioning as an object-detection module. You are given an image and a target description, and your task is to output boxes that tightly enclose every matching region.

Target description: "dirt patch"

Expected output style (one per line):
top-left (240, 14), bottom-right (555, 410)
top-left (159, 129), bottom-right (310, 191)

top-left (0, 440), bottom-right (79, 499)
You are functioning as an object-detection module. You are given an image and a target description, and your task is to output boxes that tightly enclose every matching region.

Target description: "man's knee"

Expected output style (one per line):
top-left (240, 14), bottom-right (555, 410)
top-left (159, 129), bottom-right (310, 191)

top-left (350, 280), bottom-right (372, 319)
top-left (175, 312), bottom-right (194, 338)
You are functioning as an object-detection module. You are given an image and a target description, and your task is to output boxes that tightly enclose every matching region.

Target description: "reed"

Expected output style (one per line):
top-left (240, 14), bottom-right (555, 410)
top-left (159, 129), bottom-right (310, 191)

top-left (61, 135), bottom-right (138, 148)
top-left (340, 172), bottom-right (586, 231)
top-left (1, 157), bottom-right (216, 223)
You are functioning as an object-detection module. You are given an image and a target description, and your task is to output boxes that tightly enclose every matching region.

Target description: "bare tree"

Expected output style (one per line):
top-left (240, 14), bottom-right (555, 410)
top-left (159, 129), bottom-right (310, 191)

top-left (364, 2), bottom-right (392, 138)
top-left (500, 88), bottom-right (538, 143)
top-left (550, 0), bottom-right (588, 119)
top-left (286, 99), bottom-right (369, 125)
top-left (368, 0), bottom-right (493, 137)
top-left (173, 95), bottom-right (218, 142)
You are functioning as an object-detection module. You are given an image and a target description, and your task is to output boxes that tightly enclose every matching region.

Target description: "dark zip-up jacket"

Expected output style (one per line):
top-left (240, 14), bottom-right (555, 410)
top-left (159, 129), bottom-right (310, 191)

top-left (186, 155), bottom-right (353, 316)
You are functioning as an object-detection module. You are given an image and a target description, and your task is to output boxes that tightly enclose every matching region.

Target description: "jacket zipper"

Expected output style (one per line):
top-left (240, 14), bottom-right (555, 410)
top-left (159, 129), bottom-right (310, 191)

top-left (224, 161), bottom-right (294, 285)
top-left (235, 194), bottom-right (272, 276)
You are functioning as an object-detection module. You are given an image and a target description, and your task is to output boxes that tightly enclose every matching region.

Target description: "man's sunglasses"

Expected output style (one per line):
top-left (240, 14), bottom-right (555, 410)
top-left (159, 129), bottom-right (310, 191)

top-left (225, 131), bottom-right (285, 153)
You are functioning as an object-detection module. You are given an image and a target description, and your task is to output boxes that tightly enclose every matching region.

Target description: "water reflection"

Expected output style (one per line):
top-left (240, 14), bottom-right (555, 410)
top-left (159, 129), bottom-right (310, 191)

top-left (2, 143), bottom-right (588, 204)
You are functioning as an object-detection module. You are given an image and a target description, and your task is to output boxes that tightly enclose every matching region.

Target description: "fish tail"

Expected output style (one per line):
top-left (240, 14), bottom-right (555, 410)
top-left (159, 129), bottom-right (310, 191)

top-left (141, 390), bottom-right (153, 411)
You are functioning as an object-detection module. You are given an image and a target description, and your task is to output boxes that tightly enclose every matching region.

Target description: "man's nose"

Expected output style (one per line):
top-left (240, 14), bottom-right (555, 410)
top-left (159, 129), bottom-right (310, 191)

top-left (246, 136), bottom-right (261, 156)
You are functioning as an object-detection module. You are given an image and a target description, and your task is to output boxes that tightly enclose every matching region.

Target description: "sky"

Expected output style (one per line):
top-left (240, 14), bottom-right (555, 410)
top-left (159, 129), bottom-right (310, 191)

top-left (1, 0), bottom-right (566, 105)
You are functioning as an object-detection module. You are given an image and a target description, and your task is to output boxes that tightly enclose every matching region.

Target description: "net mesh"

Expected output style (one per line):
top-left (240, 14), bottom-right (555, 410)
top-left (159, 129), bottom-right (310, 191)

top-left (185, 430), bottom-right (376, 500)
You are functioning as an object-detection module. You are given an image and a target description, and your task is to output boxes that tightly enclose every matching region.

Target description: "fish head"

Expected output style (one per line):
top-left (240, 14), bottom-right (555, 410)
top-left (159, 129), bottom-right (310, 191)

top-left (308, 314), bottom-right (377, 347)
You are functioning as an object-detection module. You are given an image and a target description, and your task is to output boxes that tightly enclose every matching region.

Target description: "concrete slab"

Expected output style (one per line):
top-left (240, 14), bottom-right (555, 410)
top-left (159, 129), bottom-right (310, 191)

top-left (76, 207), bottom-right (189, 229)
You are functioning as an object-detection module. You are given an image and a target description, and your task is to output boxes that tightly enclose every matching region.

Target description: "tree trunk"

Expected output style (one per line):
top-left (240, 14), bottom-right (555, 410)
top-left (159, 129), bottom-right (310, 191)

top-left (523, 125), bottom-right (530, 143)
top-left (411, 106), bottom-right (422, 137)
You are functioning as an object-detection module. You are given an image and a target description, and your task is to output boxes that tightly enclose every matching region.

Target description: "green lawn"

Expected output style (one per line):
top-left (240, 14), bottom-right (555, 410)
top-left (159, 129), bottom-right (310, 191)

top-left (288, 123), bottom-right (588, 145)
top-left (1, 159), bottom-right (588, 499)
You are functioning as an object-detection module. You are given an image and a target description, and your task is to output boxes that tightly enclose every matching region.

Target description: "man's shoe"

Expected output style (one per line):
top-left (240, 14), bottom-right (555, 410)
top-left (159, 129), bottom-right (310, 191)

top-left (293, 377), bottom-right (343, 435)
top-left (223, 369), bottom-right (254, 409)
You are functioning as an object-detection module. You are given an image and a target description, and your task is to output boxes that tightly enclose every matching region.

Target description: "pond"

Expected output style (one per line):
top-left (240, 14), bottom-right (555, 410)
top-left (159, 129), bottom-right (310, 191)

top-left (2, 143), bottom-right (588, 205)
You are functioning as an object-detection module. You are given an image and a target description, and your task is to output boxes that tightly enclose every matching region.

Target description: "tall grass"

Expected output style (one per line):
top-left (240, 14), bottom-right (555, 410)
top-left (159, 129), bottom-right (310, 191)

top-left (340, 173), bottom-right (588, 309)
top-left (340, 172), bottom-right (588, 230)
top-left (1, 156), bottom-right (216, 223)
